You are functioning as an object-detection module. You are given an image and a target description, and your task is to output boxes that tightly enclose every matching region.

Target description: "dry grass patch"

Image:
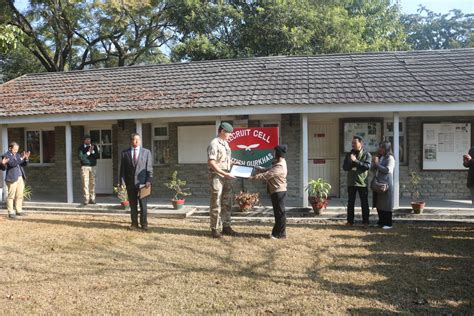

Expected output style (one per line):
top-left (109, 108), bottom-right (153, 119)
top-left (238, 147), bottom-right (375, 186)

top-left (0, 214), bottom-right (473, 314)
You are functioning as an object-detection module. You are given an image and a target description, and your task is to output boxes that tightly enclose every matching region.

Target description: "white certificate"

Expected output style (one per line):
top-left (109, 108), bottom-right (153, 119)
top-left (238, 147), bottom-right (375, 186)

top-left (230, 165), bottom-right (254, 178)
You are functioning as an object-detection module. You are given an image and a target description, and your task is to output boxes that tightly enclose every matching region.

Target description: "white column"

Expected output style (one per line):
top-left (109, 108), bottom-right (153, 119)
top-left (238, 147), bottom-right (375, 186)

top-left (135, 119), bottom-right (142, 136)
top-left (301, 114), bottom-right (309, 207)
top-left (393, 112), bottom-right (400, 209)
top-left (65, 122), bottom-right (74, 203)
top-left (1, 125), bottom-right (8, 202)
top-left (215, 117), bottom-right (221, 134)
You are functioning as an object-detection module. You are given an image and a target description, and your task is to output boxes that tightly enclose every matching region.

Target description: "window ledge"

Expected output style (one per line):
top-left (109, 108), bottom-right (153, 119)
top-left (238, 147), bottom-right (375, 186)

top-left (28, 163), bottom-right (56, 167)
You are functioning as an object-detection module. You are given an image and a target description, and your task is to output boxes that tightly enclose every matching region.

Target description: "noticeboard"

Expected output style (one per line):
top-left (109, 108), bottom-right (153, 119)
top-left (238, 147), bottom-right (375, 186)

top-left (343, 121), bottom-right (382, 153)
top-left (423, 123), bottom-right (471, 170)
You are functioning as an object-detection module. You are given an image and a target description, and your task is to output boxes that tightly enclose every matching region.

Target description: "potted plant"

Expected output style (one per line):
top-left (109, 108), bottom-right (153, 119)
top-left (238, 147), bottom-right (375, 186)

top-left (164, 171), bottom-right (191, 210)
top-left (234, 191), bottom-right (260, 212)
top-left (113, 184), bottom-right (129, 210)
top-left (305, 178), bottom-right (332, 215)
top-left (408, 170), bottom-right (425, 214)
top-left (23, 185), bottom-right (33, 200)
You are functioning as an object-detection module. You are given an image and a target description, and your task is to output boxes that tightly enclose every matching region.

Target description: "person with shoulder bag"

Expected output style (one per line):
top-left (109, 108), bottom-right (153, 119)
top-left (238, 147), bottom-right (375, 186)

top-left (371, 141), bottom-right (395, 229)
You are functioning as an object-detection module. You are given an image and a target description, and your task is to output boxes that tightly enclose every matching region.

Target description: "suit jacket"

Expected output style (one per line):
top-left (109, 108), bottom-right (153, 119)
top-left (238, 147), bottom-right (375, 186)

top-left (120, 147), bottom-right (153, 189)
top-left (0, 155), bottom-right (6, 171)
top-left (4, 151), bottom-right (27, 183)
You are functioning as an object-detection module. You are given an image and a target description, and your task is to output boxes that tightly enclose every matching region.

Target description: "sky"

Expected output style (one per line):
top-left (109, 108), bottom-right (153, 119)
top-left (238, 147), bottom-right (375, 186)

top-left (12, 0), bottom-right (474, 14)
top-left (399, 0), bottom-right (473, 14)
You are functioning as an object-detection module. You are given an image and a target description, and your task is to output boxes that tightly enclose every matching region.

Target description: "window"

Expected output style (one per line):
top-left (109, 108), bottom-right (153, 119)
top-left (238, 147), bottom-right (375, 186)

top-left (383, 119), bottom-right (407, 165)
top-left (152, 125), bottom-right (170, 165)
top-left (25, 128), bottom-right (55, 164)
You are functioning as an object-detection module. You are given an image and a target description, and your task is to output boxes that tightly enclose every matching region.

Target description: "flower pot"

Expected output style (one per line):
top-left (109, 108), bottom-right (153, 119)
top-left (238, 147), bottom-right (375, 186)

top-left (120, 200), bottom-right (130, 210)
top-left (411, 201), bottom-right (425, 214)
top-left (308, 196), bottom-right (328, 215)
top-left (239, 202), bottom-right (253, 212)
top-left (172, 199), bottom-right (185, 210)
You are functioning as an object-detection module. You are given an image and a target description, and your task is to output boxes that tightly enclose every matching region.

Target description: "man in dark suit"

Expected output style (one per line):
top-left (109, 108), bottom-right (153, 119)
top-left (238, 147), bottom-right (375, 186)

top-left (4, 142), bottom-right (30, 219)
top-left (120, 133), bottom-right (153, 230)
top-left (0, 155), bottom-right (8, 170)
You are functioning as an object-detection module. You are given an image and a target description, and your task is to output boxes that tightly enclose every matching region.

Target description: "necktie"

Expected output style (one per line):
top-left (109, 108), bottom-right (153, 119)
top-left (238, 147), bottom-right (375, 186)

top-left (133, 148), bottom-right (137, 165)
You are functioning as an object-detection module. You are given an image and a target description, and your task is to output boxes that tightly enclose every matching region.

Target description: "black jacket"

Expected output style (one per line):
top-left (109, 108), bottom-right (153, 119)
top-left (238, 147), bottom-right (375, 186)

top-left (463, 146), bottom-right (474, 188)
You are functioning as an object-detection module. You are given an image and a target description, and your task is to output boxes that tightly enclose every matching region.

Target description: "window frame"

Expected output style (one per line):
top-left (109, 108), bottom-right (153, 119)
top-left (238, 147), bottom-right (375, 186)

top-left (24, 127), bottom-right (56, 166)
top-left (383, 119), bottom-right (407, 166)
top-left (151, 124), bottom-right (170, 165)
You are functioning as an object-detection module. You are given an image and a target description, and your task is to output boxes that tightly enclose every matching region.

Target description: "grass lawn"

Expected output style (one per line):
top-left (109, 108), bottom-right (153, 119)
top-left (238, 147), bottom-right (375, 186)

top-left (0, 213), bottom-right (473, 314)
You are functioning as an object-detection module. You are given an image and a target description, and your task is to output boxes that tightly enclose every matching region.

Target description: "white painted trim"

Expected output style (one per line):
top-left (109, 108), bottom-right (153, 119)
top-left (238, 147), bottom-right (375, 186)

top-left (65, 123), bottom-right (73, 203)
top-left (2, 102), bottom-right (473, 124)
top-left (301, 114), bottom-right (309, 208)
top-left (393, 112), bottom-right (400, 210)
top-left (1, 125), bottom-right (8, 202)
top-left (135, 119), bottom-right (142, 137)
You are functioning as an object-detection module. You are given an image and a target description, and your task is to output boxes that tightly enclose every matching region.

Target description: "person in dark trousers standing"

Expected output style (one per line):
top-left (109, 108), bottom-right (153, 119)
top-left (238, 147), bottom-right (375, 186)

top-left (463, 146), bottom-right (474, 204)
top-left (372, 141), bottom-right (395, 229)
top-left (250, 144), bottom-right (288, 239)
top-left (343, 136), bottom-right (372, 227)
top-left (78, 134), bottom-right (99, 205)
top-left (120, 133), bottom-right (153, 231)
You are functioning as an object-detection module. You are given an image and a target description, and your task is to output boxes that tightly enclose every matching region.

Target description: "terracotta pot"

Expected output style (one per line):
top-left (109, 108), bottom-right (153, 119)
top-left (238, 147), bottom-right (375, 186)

top-left (309, 196), bottom-right (328, 215)
top-left (239, 202), bottom-right (253, 212)
top-left (172, 199), bottom-right (185, 210)
top-left (411, 201), bottom-right (425, 214)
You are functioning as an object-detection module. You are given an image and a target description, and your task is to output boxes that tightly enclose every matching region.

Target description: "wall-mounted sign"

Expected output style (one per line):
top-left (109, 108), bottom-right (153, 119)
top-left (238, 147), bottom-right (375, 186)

top-left (228, 127), bottom-right (279, 168)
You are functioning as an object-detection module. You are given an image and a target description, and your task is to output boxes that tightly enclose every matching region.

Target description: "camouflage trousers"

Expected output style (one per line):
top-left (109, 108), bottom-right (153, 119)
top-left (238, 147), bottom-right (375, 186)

top-left (209, 174), bottom-right (233, 230)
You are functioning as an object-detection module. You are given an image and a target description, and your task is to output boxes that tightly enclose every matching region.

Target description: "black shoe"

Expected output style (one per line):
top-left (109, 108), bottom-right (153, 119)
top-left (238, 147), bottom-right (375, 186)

top-left (89, 200), bottom-right (96, 204)
top-left (16, 212), bottom-right (27, 217)
top-left (211, 229), bottom-right (223, 239)
top-left (129, 224), bottom-right (140, 231)
top-left (141, 225), bottom-right (149, 231)
top-left (222, 226), bottom-right (238, 236)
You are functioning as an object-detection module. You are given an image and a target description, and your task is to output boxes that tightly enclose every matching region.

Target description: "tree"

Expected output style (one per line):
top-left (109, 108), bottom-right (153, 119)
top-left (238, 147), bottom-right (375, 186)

top-left (171, 0), bottom-right (408, 61)
top-left (0, 24), bottom-right (23, 53)
top-left (0, 0), bottom-right (172, 72)
top-left (1, 45), bottom-right (45, 83)
top-left (402, 7), bottom-right (474, 50)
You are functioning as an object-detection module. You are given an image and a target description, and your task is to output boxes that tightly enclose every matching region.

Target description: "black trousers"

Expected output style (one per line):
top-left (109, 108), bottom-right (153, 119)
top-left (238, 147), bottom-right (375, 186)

top-left (270, 191), bottom-right (287, 238)
top-left (347, 186), bottom-right (370, 224)
top-left (377, 210), bottom-right (392, 227)
top-left (127, 187), bottom-right (148, 227)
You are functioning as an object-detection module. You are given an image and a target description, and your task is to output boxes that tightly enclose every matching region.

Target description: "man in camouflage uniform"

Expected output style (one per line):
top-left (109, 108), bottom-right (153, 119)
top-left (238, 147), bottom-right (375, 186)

top-left (207, 122), bottom-right (236, 238)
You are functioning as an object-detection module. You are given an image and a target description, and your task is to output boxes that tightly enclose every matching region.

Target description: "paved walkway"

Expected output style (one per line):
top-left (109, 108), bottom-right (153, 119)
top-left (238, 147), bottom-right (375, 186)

top-left (2, 195), bottom-right (472, 223)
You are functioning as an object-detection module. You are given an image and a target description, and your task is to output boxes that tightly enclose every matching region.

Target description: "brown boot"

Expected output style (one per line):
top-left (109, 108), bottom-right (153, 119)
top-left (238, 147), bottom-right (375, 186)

top-left (222, 226), bottom-right (238, 236)
top-left (211, 229), bottom-right (222, 239)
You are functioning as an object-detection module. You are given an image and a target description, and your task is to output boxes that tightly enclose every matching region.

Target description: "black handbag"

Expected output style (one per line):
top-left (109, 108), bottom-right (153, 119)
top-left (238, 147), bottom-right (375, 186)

top-left (371, 177), bottom-right (389, 193)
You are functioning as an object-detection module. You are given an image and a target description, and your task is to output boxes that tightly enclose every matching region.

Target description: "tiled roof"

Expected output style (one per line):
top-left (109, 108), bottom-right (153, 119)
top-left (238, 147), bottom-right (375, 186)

top-left (1, 49), bottom-right (474, 117)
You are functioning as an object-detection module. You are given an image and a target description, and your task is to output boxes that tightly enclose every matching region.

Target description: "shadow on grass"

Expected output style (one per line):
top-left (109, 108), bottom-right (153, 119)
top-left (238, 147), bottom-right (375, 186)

top-left (20, 217), bottom-right (271, 239)
top-left (306, 223), bottom-right (474, 314)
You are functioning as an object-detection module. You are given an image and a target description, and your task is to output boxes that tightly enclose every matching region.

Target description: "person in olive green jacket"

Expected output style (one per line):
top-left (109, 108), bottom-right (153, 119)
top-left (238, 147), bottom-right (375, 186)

top-left (343, 136), bottom-right (372, 227)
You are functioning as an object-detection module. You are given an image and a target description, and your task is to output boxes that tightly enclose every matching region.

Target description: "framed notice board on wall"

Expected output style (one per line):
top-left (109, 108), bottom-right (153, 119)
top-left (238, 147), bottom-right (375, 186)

top-left (342, 120), bottom-right (383, 153)
top-left (422, 123), bottom-right (471, 170)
